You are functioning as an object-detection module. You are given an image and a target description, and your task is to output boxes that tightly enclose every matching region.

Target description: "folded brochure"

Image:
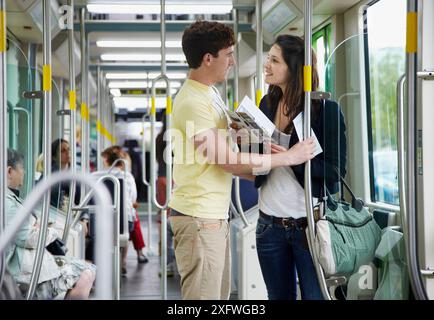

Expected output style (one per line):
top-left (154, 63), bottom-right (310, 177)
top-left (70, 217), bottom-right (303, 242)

top-left (227, 95), bottom-right (322, 156)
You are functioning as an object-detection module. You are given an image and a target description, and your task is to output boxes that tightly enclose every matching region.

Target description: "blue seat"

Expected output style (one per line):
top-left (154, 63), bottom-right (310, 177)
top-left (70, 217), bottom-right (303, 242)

top-left (231, 179), bottom-right (258, 212)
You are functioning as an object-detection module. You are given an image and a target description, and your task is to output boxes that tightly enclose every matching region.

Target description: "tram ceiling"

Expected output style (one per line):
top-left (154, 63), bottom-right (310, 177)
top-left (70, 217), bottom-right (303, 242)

top-left (89, 64), bottom-right (189, 72)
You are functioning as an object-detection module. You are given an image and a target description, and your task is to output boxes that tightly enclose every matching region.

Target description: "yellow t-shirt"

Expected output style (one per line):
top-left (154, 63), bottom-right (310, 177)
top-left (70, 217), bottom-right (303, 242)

top-left (169, 79), bottom-right (232, 219)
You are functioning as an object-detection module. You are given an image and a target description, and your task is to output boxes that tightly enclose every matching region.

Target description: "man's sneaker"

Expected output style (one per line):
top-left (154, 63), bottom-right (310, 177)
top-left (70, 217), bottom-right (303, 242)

top-left (158, 262), bottom-right (176, 277)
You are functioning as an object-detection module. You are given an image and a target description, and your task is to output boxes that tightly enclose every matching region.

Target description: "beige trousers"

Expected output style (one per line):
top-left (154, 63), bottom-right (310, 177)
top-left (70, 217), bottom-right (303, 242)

top-left (169, 215), bottom-right (231, 300)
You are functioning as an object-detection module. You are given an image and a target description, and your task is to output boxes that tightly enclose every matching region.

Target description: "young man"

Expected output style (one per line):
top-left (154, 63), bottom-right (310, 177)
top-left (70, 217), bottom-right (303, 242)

top-left (169, 21), bottom-right (315, 300)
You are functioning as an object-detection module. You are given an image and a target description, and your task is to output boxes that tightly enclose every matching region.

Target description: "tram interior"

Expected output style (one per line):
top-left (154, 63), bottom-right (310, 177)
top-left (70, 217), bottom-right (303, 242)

top-left (1, 0), bottom-right (434, 301)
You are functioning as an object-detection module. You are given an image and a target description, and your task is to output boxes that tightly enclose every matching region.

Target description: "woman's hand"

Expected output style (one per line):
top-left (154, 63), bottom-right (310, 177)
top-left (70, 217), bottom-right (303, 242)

top-left (270, 143), bottom-right (288, 154)
top-left (285, 138), bottom-right (316, 166)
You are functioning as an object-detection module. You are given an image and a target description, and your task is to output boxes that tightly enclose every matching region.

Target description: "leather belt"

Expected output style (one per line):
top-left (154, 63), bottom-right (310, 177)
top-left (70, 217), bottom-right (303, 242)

top-left (259, 210), bottom-right (308, 229)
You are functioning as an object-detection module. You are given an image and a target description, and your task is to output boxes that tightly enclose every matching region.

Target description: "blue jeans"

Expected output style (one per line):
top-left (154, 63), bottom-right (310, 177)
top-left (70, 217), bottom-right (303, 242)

top-left (256, 213), bottom-right (323, 300)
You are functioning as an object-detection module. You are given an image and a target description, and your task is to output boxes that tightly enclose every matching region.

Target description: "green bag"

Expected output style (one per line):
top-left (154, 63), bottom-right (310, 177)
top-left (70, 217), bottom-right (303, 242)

top-left (314, 175), bottom-right (382, 277)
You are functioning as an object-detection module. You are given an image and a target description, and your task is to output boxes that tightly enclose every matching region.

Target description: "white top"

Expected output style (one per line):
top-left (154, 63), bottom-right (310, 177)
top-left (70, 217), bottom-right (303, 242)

top-left (259, 166), bottom-right (317, 219)
top-left (94, 168), bottom-right (137, 222)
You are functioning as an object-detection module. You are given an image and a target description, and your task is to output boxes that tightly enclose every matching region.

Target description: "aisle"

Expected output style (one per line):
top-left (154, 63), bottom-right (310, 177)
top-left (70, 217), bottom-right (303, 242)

top-left (120, 207), bottom-right (181, 300)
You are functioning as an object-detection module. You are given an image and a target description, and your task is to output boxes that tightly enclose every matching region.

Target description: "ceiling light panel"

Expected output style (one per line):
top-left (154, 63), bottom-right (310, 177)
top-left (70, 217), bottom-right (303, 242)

top-left (87, 3), bottom-right (233, 15)
top-left (97, 40), bottom-right (182, 48)
top-left (101, 54), bottom-right (186, 61)
top-left (106, 72), bottom-right (187, 80)
top-left (109, 81), bottom-right (182, 89)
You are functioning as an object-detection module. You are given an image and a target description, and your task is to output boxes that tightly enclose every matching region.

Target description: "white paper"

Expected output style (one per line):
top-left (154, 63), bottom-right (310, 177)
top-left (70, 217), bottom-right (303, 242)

top-left (292, 112), bottom-right (323, 156)
top-left (236, 96), bottom-right (276, 137)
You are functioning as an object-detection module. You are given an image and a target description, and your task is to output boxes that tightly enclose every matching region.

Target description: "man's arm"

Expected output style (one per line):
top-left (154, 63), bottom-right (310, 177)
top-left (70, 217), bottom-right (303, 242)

top-left (193, 128), bottom-right (315, 175)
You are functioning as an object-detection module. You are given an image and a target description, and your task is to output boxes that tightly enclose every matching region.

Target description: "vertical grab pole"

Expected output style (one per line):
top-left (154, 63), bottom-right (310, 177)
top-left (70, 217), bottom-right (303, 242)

top-left (233, 8), bottom-right (239, 111)
top-left (79, 8), bottom-right (89, 201)
top-left (63, 0), bottom-right (77, 244)
top-left (0, 0), bottom-right (7, 287)
top-left (303, 0), bottom-right (332, 300)
top-left (255, 0), bottom-right (263, 107)
top-left (142, 86), bottom-right (155, 255)
top-left (150, 0), bottom-right (172, 300)
top-left (232, 7), bottom-right (248, 228)
top-left (404, 0), bottom-right (428, 300)
top-left (150, 77), bottom-right (171, 299)
top-left (12, 108), bottom-right (32, 198)
top-left (96, 65), bottom-right (103, 171)
top-left (26, 0), bottom-right (53, 299)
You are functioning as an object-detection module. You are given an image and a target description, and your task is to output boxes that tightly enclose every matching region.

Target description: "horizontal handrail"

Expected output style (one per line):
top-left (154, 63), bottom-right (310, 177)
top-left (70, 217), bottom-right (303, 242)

top-left (234, 177), bottom-right (249, 228)
top-left (0, 172), bottom-right (113, 299)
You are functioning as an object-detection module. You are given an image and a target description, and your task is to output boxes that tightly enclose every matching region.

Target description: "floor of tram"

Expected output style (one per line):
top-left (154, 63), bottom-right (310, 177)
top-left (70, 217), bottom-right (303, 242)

top-left (120, 205), bottom-right (182, 300)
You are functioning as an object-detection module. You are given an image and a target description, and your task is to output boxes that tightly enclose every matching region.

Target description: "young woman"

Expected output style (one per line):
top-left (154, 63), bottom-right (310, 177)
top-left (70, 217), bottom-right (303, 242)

top-left (100, 146), bottom-right (148, 275)
top-left (252, 35), bottom-right (347, 300)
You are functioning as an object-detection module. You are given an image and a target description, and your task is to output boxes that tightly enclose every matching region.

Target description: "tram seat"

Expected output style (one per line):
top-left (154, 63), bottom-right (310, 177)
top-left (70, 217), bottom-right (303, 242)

top-left (345, 209), bottom-right (399, 300)
top-left (231, 179), bottom-right (258, 212)
top-left (230, 205), bottom-right (267, 300)
top-left (86, 175), bottom-right (129, 262)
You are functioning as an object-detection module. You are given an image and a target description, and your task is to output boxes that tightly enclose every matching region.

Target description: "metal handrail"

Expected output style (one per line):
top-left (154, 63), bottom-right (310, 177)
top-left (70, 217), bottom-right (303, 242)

top-left (27, 0), bottom-right (53, 300)
top-left (142, 111), bottom-right (156, 255)
top-left (231, 8), bottom-right (248, 229)
top-left (150, 73), bottom-right (171, 300)
top-left (96, 65), bottom-right (103, 171)
top-left (303, 0), bottom-right (332, 300)
top-left (404, 0), bottom-right (428, 300)
top-left (234, 179), bottom-right (249, 228)
top-left (79, 7), bottom-right (88, 202)
top-left (149, 0), bottom-right (172, 300)
top-left (107, 159), bottom-right (129, 237)
top-left (71, 173), bottom-right (121, 299)
top-left (255, 0), bottom-right (263, 106)
top-left (63, 0), bottom-right (77, 245)
top-left (0, 172), bottom-right (114, 299)
top-left (12, 107), bottom-right (32, 196)
top-left (0, 0), bottom-right (7, 295)
top-left (233, 7), bottom-right (239, 111)
top-left (397, 74), bottom-right (409, 271)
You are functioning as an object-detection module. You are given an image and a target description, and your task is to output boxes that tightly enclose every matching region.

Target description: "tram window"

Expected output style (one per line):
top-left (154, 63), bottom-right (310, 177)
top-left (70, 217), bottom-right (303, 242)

top-left (365, 0), bottom-right (406, 205)
top-left (312, 24), bottom-right (331, 92)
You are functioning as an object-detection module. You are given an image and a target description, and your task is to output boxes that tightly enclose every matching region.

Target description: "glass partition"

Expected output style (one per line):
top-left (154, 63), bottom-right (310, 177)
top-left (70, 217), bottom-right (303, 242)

top-left (324, 32), bottom-right (408, 300)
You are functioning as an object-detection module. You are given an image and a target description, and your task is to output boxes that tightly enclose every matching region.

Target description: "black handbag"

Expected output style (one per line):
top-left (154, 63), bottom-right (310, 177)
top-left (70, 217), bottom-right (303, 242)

top-left (45, 237), bottom-right (68, 256)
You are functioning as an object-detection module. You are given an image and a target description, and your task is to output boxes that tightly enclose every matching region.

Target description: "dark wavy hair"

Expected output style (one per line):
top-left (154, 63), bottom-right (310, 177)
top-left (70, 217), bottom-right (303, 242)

top-left (182, 20), bottom-right (235, 69)
top-left (266, 35), bottom-right (320, 134)
top-left (51, 138), bottom-right (69, 165)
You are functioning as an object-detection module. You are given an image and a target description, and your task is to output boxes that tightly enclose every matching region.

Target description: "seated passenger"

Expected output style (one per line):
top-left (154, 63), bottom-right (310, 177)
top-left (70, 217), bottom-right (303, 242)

top-left (37, 139), bottom-right (81, 211)
top-left (5, 148), bottom-right (96, 300)
top-left (99, 146), bottom-right (146, 275)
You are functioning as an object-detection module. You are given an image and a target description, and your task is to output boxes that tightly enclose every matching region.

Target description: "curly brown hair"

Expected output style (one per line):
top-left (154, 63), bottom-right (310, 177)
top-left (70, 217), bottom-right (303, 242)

top-left (182, 20), bottom-right (235, 69)
top-left (101, 146), bottom-right (126, 168)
